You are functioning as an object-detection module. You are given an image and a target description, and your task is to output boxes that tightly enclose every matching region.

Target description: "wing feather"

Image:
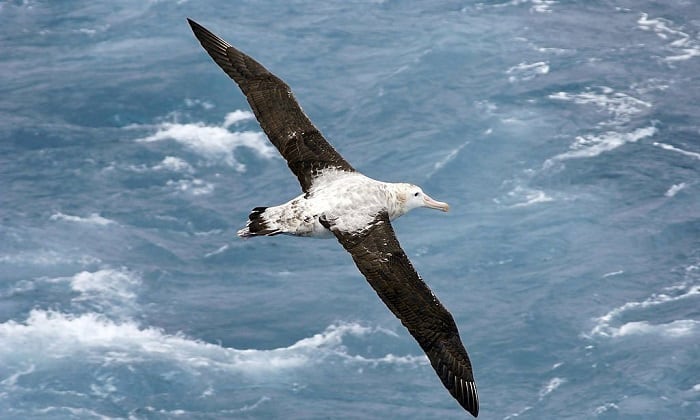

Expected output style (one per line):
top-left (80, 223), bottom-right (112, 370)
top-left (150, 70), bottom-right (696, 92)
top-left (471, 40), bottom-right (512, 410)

top-left (187, 19), bottom-right (354, 192)
top-left (321, 213), bottom-right (479, 417)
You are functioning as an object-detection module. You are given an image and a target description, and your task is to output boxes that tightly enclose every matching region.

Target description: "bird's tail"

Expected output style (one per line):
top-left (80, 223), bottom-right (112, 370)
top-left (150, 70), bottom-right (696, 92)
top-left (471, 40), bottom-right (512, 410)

top-left (237, 207), bottom-right (282, 238)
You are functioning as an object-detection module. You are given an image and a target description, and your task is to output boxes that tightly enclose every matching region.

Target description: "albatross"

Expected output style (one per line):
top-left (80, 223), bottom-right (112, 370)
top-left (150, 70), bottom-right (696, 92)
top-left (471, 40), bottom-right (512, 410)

top-left (187, 19), bottom-right (479, 417)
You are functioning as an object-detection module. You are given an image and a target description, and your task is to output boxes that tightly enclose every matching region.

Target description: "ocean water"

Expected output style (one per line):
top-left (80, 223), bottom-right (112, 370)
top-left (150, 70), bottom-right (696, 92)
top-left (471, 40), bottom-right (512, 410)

top-left (1, 0), bottom-right (699, 418)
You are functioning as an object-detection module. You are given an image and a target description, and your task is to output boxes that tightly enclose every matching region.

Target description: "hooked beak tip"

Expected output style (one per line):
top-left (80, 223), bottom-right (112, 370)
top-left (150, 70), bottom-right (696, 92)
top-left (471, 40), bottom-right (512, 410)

top-left (423, 196), bottom-right (450, 212)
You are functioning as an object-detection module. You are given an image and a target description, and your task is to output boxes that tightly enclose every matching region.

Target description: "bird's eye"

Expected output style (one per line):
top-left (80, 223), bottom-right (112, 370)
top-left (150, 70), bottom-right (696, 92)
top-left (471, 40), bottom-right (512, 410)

top-left (414, 192), bottom-right (420, 197)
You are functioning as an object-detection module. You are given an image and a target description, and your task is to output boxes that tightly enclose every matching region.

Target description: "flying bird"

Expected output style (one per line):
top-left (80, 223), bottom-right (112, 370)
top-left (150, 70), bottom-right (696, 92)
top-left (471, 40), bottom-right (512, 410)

top-left (187, 19), bottom-right (479, 417)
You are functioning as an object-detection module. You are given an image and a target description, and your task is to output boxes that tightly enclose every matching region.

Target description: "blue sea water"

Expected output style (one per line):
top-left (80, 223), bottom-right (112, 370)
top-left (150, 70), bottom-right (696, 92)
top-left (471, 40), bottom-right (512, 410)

top-left (1, 0), bottom-right (699, 418)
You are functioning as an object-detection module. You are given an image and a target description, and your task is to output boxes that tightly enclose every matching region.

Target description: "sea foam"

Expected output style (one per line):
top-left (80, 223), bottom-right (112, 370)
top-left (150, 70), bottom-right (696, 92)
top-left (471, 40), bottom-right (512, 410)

top-left (166, 178), bottom-right (214, 195)
top-left (67, 269), bottom-right (141, 315)
top-left (613, 320), bottom-right (699, 338)
top-left (589, 283), bottom-right (700, 338)
top-left (539, 377), bottom-right (566, 399)
top-left (548, 87), bottom-right (651, 126)
top-left (637, 13), bottom-right (700, 62)
top-left (545, 126), bottom-right (656, 165)
top-left (654, 142), bottom-right (700, 161)
top-left (664, 182), bottom-right (687, 198)
top-left (478, 0), bottom-right (557, 14)
top-left (137, 111), bottom-right (276, 172)
top-left (0, 304), bottom-right (425, 380)
top-left (546, 86), bottom-right (656, 165)
top-left (506, 61), bottom-right (550, 82)
top-left (152, 156), bottom-right (194, 173)
top-left (1, 312), bottom-right (424, 380)
top-left (50, 212), bottom-right (116, 226)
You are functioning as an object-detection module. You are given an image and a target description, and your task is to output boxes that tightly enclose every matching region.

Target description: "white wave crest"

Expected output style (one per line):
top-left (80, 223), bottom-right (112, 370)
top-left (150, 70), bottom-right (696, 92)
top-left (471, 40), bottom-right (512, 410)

top-left (549, 87), bottom-right (651, 126)
top-left (426, 139), bottom-right (470, 178)
top-left (69, 269), bottom-right (141, 307)
top-left (0, 312), bottom-right (425, 375)
top-left (9, 269), bottom-right (143, 317)
top-left (0, 250), bottom-right (100, 267)
top-left (50, 212), bottom-right (116, 226)
top-left (478, 0), bottom-right (556, 14)
top-left (506, 61), bottom-right (549, 82)
top-left (510, 186), bottom-right (553, 207)
top-left (204, 244), bottom-right (229, 258)
top-left (530, 0), bottom-right (556, 13)
top-left (546, 126), bottom-right (656, 165)
top-left (638, 13), bottom-right (700, 62)
top-left (546, 86), bottom-right (656, 165)
top-left (602, 270), bottom-right (624, 278)
top-left (494, 185), bottom-right (553, 208)
top-left (222, 110), bottom-right (255, 128)
top-left (594, 402), bottom-right (619, 415)
top-left (122, 156), bottom-right (195, 174)
top-left (152, 156), bottom-right (194, 173)
top-left (613, 320), bottom-right (700, 338)
top-left (539, 377), bottom-right (566, 399)
top-left (166, 178), bottom-right (214, 195)
top-left (589, 283), bottom-right (700, 338)
top-left (653, 142), bottom-right (700, 161)
top-left (137, 111), bottom-right (276, 172)
top-left (184, 98), bottom-right (214, 110)
top-left (664, 182), bottom-right (687, 198)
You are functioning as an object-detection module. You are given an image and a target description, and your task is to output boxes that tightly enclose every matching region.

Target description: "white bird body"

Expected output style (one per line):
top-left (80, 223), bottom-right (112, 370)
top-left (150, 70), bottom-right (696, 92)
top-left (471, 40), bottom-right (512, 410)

top-left (237, 170), bottom-right (448, 238)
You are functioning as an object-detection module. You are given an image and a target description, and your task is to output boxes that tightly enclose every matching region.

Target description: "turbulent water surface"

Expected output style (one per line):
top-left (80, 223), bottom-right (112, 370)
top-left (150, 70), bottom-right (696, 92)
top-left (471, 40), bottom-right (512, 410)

top-left (1, 1), bottom-right (699, 419)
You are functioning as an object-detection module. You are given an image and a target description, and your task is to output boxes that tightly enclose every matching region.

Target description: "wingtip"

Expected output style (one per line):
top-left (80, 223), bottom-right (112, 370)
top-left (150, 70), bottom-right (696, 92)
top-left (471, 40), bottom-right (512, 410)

top-left (186, 18), bottom-right (208, 36)
top-left (463, 380), bottom-right (479, 417)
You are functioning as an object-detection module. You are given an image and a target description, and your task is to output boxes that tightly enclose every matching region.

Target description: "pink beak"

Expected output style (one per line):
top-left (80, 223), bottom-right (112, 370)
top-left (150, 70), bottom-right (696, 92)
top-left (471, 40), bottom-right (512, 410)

top-left (423, 194), bottom-right (450, 212)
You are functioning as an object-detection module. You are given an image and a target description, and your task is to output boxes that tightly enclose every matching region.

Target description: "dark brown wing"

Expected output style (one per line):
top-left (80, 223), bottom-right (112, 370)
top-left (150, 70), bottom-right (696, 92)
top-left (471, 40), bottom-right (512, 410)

top-left (320, 213), bottom-right (479, 417)
top-left (187, 19), bottom-right (354, 192)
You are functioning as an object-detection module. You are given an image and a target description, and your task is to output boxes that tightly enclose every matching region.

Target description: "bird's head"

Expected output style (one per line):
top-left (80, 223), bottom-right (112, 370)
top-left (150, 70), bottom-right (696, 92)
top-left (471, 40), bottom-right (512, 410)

top-left (398, 183), bottom-right (450, 214)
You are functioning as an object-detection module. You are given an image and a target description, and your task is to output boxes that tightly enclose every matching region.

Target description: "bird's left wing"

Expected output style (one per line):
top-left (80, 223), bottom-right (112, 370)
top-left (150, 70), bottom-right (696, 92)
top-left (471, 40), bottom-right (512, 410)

top-left (187, 19), bottom-right (355, 192)
top-left (320, 212), bottom-right (479, 417)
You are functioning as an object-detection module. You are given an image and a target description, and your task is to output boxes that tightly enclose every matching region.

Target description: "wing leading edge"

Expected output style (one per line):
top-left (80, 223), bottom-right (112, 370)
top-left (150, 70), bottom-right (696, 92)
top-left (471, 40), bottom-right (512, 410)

top-left (187, 19), bottom-right (354, 192)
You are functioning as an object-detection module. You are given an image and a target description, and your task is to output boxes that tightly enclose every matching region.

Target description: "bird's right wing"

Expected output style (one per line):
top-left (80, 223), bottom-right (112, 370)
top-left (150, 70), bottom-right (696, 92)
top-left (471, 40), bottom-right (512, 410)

top-left (187, 19), bottom-right (354, 192)
top-left (320, 212), bottom-right (479, 417)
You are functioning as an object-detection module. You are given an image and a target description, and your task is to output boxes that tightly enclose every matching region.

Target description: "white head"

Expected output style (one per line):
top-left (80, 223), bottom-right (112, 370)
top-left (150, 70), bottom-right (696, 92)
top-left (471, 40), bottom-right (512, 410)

top-left (397, 183), bottom-right (450, 215)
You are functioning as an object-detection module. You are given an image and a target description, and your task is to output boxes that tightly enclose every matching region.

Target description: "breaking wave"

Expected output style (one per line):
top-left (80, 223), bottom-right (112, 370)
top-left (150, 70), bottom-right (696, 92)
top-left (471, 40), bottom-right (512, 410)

top-left (653, 142), bottom-right (700, 161)
top-left (50, 212), bottom-right (116, 226)
top-left (665, 182), bottom-right (687, 198)
top-left (476, 0), bottom-right (557, 14)
top-left (165, 178), bottom-right (214, 195)
top-left (0, 266), bottom-right (426, 405)
top-left (0, 250), bottom-right (100, 267)
top-left (637, 13), bottom-right (700, 62)
top-left (545, 126), bottom-right (656, 164)
top-left (135, 110), bottom-right (276, 171)
top-left (544, 85), bottom-right (658, 166)
top-left (0, 311), bottom-right (426, 375)
top-left (506, 61), bottom-right (550, 82)
top-left (549, 87), bottom-right (651, 126)
top-left (0, 265), bottom-right (428, 417)
top-left (496, 185), bottom-right (553, 208)
top-left (588, 281), bottom-right (700, 339)
top-left (539, 377), bottom-right (566, 399)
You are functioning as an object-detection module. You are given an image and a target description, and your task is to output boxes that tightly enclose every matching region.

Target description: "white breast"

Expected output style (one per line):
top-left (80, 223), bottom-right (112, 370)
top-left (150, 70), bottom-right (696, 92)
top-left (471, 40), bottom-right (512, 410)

top-left (307, 170), bottom-right (394, 233)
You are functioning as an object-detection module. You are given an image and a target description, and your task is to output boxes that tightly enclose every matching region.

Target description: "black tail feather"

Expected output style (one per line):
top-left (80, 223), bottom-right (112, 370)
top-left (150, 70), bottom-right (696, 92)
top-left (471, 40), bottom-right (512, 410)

top-left (249, 206), bottom-right (268, 221)
top-left (239, 207), bottom-right (281, 237)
